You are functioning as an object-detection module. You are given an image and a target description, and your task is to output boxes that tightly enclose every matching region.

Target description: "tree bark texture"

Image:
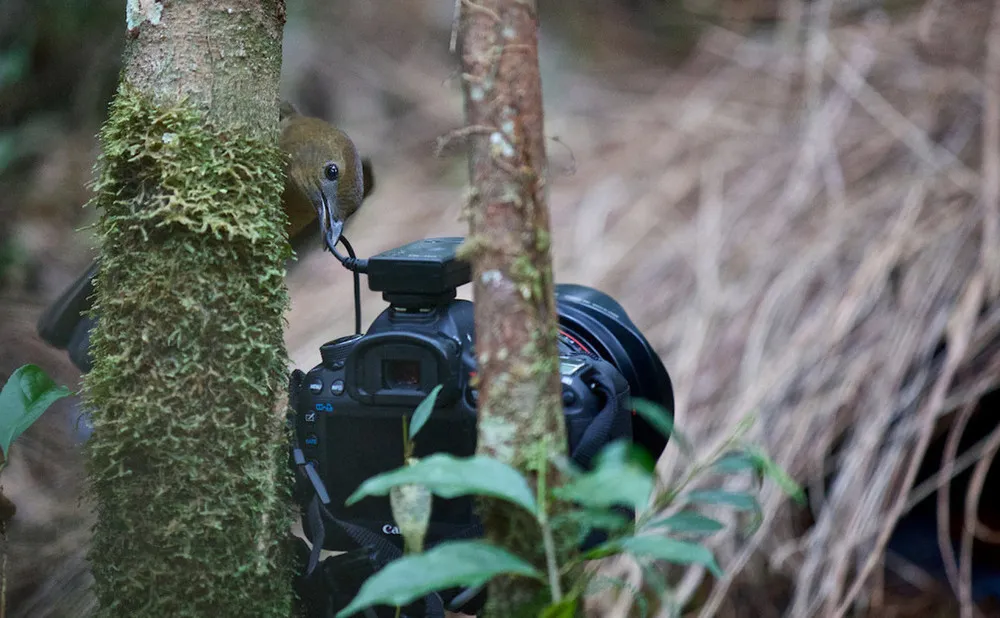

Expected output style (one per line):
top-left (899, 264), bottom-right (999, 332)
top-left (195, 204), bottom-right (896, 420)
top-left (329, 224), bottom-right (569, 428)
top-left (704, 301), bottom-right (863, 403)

top-left (457, 1), bottom-right (568, 614)
top-left (83, 1), bottom-right (293, 616)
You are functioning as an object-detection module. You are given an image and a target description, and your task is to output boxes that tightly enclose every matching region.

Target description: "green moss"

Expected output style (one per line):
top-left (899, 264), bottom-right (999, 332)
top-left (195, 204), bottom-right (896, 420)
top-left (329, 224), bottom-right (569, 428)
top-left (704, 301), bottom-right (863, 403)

top-left (455, 234), bottom-right (490, 263)
top-left (535, 228), bottom-right (550, 253)
top-left (81, 84), bottom-right (294, 617)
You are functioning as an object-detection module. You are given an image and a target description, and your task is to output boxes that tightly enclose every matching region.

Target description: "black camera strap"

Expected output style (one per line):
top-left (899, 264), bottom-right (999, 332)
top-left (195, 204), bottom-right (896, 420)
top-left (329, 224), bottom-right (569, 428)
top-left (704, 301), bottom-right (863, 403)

top-left (296, 458), bottom-right (404, 573)
top-left (568, 361), bottom-right (632, 469)
top-left (293, 450), bottom-right (448, 618)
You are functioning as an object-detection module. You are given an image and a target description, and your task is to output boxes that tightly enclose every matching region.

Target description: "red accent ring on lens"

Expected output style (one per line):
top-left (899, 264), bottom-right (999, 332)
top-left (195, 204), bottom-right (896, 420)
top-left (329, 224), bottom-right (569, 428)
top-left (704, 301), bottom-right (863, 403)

top-left (559, 329), bottom-right (595, 356)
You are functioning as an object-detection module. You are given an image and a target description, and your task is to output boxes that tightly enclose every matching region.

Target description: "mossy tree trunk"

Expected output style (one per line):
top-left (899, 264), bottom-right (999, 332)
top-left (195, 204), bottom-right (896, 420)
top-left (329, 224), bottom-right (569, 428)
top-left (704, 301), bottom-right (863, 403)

top-left (456, 1), bottom-right (569, 614)
top-left (82, 1), bottom-right (293, 616)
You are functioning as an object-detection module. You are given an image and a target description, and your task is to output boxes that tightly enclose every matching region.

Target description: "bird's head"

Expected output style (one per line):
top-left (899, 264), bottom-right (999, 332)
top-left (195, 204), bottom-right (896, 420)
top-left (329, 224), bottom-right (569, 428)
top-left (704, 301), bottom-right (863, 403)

top-left (279, 102), bottom-right (375, 251)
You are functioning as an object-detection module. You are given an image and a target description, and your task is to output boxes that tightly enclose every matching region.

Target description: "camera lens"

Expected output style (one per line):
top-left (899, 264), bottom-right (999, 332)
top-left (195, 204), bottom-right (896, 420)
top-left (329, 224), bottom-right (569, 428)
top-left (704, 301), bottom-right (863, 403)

top-left (383, 359), bottom-right (422, 390)
top-left (555, 283), bottom-right (674, 460)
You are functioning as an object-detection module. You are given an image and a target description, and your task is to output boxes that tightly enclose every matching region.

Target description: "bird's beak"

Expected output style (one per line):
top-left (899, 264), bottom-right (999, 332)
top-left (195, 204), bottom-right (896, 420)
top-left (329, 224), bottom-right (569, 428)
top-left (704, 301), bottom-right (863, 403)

top-left (318, 190), bottom-right (344, 253)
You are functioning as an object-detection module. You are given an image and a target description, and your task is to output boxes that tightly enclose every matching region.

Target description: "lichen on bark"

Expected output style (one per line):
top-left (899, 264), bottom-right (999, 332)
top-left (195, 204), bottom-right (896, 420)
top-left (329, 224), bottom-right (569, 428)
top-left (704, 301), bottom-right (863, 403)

top-left (457, 0), bottom-right (570, 614)
top-left (82, 2), bottom-right (292, 615)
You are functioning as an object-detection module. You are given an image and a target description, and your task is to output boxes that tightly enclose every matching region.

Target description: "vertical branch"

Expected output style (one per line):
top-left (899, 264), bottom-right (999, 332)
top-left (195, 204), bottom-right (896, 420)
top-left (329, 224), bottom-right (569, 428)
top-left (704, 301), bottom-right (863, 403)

top-left (456, 0), bottom-right (568, 613)
top-left (83, 1), bottom-right (293, 615)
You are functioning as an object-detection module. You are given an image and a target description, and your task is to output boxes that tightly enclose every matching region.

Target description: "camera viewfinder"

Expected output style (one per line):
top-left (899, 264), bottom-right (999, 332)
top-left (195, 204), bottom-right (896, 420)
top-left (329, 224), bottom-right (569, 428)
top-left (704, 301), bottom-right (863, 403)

top-left (384, 359), bottom-right (422, 390)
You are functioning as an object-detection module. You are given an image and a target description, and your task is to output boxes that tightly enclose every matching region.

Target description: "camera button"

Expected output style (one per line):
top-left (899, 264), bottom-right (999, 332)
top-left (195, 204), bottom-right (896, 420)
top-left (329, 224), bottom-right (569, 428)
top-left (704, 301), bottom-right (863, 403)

top-left (308, 379), bottom-right (323, 394)
top-left (562, 390), bottom-right (577, 406)
top-left (330, 380), bottom-right (345, 396)
top-left (332, 361), bottom-right (345, 370)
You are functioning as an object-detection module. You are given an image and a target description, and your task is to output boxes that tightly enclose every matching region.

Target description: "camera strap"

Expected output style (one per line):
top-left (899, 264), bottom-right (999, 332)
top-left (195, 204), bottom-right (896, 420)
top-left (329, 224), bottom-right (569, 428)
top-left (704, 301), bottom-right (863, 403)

top-left (569, 361), bottom-right (632, 469)
top-left (295, 453), bottom-right (448, 618)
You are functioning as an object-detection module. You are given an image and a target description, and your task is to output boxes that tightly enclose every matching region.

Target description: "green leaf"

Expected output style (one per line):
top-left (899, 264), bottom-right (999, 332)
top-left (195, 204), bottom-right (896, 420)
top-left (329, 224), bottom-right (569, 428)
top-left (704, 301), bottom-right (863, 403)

top-left (645, 510), bottom-right (725, 535)
top-left (712, 452), bottom-right (759, 475)
top-left (622, 441), bottom-right (657, 474)
top-left (594, 440), bottom-right (654, 471)
top-left (683, 489), bottom-right (758, 512)
top-left (346, 453), bottom-right (537, 515)
top-left (581, 543), bottom-right (622, 561)
top-left (539, 595), bottom-right (580, 618)
top-left (409, 384), bottom-right (443, 441)
top-left (554, 441), bottom-right (653, 510)
top-left (335, 540), bottom-right (543, 618)
top-left (684, 488), bottom-right (766, 537)
top-left (745, 446), bottom-right (806, 504)
top-left (0, 365), bottom-right (72, 459)
top-left (616, 535), bottom-right (723, 577)
top-left (632, 398), bottom-right (692, 454)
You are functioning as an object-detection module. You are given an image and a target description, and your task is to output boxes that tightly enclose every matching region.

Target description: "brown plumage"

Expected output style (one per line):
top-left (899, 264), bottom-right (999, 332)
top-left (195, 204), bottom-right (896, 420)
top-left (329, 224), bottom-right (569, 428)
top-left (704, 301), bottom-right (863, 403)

top-left (279, 101), bottom-right (372, 248)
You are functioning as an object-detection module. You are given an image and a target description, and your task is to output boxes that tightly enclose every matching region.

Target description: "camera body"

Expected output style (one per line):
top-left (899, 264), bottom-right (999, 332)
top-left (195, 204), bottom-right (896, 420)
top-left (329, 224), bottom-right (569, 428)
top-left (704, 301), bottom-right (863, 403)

top-left (291, 237), bottom-right (646, 552)
top-left (35, 230), bottom-right (673, 617)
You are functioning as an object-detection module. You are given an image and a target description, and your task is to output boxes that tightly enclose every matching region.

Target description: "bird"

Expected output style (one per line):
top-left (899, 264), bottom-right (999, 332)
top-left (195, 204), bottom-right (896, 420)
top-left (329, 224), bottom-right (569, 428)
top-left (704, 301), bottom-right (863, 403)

top-left (277, 100), bottom-right (374, 252)
top-left (36, 101), bottom-right (375, 374)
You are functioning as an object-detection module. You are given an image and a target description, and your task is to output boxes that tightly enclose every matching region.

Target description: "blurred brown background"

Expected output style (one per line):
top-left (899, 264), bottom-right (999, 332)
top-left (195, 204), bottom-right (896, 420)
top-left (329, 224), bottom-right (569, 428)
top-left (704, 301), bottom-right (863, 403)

top-left (4, 1), bottom-right (1000, 616)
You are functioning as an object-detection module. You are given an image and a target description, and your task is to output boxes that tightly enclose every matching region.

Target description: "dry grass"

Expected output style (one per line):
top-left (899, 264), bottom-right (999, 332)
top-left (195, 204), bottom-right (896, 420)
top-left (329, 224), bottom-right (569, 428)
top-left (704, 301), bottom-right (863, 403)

top-left (564, 4), bottom-right (999, 617)
top-left (4, 1), bottom-right (1000, 617)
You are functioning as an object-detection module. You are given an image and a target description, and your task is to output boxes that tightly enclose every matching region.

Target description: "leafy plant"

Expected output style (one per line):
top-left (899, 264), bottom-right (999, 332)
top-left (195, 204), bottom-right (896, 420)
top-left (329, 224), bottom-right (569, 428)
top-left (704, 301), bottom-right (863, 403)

top-left (333, 396), bottom-right (805, 617)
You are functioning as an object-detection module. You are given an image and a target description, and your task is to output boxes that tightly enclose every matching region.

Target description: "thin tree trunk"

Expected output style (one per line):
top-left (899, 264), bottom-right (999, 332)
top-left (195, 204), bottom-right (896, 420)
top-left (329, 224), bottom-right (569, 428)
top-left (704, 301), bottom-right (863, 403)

top-left (83, 1), bottom-right (292, 616)
top-left (457, 1), bottom-right (568, 614)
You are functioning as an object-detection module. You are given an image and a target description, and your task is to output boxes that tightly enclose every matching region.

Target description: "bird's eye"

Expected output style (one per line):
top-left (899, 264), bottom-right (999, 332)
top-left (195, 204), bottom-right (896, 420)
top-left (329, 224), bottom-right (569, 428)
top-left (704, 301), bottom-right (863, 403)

top-left (324, 163), bottom-right (339, 181)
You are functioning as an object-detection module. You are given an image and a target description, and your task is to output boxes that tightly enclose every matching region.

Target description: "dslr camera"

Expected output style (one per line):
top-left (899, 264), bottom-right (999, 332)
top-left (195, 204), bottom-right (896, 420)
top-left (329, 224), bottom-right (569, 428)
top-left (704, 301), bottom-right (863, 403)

top-left (288, 237), bottom-right (674, 617)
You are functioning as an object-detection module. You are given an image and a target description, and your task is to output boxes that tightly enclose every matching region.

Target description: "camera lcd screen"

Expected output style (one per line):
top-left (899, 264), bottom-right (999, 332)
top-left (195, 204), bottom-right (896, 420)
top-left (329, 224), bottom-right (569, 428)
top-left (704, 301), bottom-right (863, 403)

top-left (383, 359), bottom-right (421, 390)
